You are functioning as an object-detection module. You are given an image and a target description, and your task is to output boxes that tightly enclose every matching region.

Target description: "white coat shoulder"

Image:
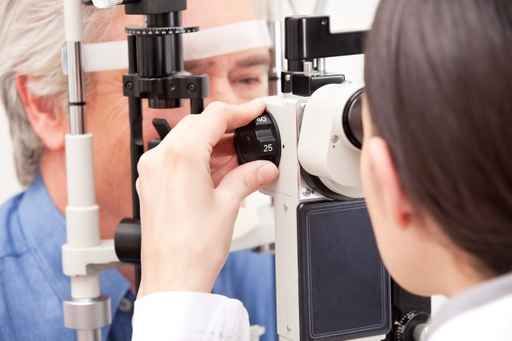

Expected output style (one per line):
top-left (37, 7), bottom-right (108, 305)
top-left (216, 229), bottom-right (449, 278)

top-left (428, 294), bottom-right (512, 341)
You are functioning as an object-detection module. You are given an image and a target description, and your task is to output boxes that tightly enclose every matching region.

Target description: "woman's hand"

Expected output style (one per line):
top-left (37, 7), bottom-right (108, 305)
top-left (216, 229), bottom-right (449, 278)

top-left (136, 100), bottom-right (279, 297)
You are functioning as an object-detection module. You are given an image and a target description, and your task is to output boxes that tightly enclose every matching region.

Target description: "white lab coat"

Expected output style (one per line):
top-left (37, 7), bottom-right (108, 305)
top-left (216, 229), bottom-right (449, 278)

top-left (132, 274), bottom-right (512, 341)
top-left (426, 295), bottom-right (512, 341)
top-left (132, 292), bottom-right (251, 341)
top-left (423, 272), bottom-right (512, 341)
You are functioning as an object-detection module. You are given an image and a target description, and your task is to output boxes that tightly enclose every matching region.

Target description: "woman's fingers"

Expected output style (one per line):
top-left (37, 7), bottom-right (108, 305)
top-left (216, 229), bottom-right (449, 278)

top-left (211, 155), bottom-right (238, 186)
top-left (159, 100), bottom-right (266, 156)
top-left (211, 134), bottom-right (235, 159)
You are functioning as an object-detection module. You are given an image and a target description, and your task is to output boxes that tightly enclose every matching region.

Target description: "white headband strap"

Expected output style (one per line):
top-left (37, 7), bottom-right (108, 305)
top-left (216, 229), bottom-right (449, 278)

top-left (62, 20), bottom-right (272, 74)
top-left (183, 20), bottom-right (272, 61)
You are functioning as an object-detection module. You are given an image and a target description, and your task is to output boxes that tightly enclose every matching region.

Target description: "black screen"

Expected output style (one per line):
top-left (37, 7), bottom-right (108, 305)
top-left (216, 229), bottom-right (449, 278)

top-left (298, 200), bottom-right (391, 340)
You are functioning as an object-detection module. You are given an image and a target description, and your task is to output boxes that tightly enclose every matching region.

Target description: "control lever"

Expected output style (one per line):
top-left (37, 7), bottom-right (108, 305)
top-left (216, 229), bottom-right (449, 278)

top-left (148, 118), bottom-right (172, 150)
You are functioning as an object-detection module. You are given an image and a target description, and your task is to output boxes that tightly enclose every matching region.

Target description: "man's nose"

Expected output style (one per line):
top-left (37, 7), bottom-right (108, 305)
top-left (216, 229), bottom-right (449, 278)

top-left (204, 76), bottom-right (241, 106)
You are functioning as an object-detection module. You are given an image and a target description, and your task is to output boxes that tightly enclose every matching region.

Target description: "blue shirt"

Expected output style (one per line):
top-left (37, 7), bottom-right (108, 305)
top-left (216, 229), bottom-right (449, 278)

top-left (0, 177), bottom-right (277, 341)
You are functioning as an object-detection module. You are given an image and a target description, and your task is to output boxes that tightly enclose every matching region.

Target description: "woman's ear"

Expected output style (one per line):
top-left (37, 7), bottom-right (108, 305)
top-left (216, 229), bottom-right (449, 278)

top-left (362, 136), bottom-right (414, 230)
top-left (15, 75), bottom-right (66, 150)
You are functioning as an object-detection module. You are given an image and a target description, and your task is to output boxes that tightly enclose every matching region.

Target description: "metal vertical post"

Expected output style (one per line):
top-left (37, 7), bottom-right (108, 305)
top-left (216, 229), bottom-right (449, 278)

top-left (62, 1), bottom-right (112, 340)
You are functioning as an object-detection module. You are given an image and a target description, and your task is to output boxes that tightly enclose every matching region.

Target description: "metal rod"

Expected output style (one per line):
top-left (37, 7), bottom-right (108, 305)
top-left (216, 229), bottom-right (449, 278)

top-left (127, 33), bottom-right (143, 219)
top-left (63, 1), bottom-right (110, 340)
top-left (69, 105), bottom-right (85, 135)
top-left (66, 41), bottom-right (86, 135)
top-left (269, 0), bottom-right (284, 96)
top-left (303, 61), bottom-right (314, 75)
top-left (128, 97), bottom-right (143, 219)
top-left (128, 35), bottom-right (142, 218)
top-left (318, 58), bottom-right (326, 73)
top-left (191, 98), bottom-right (204, 114)
top-left (77, 329), bottom-right (101, 341)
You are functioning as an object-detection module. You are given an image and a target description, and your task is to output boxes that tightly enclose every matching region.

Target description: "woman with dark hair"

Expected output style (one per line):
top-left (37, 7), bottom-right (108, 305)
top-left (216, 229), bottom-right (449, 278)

top-left (360, 1), bottom-right (512, 339)
top-left (127, 0), bottom-right (512, 340)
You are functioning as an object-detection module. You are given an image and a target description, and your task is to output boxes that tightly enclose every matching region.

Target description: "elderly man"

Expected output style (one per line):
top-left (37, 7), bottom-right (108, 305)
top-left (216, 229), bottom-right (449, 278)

top-left (0, 0), bottom-right (277, 340)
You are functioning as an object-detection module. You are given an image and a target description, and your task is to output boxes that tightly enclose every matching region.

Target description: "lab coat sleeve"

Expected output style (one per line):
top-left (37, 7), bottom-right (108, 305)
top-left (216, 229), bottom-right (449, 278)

top-left (132, 292), bottom-right (251, 341)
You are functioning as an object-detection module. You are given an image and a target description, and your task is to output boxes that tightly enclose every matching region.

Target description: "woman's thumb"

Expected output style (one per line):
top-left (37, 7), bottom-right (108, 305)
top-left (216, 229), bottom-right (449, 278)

top-left (217, 161), bottom-right (279, 203)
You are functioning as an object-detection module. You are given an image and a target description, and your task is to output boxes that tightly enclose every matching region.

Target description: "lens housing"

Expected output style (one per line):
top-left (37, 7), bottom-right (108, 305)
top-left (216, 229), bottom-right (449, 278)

top-left (342, 88), bottom-right (364, 150)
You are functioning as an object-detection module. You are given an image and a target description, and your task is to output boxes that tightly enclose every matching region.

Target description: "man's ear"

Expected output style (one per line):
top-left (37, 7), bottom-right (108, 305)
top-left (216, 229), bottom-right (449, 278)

top-left (364, 137), bottom-right (414, 229)
top-left (15, 75), bottom-right (66, 150)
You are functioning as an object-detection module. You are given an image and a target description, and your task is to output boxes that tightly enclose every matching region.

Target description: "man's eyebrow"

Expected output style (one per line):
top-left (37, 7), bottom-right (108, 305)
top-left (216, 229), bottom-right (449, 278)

top-left (184, 54), bottom-right (271, 72)
top-left (235, 54), bottom-right (271, 68)
top-left (185, 59), bottom-right (214, 72)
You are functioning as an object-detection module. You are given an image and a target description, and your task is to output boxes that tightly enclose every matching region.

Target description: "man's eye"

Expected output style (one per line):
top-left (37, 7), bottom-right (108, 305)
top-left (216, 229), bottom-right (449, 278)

top-left (237, 77), bottom-right (261, 86)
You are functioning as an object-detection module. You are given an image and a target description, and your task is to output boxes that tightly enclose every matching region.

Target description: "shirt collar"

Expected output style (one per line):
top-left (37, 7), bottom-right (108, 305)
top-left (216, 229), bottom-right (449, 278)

top-left (425, 272), bottom-right (512, 339)
top-left (17, 176), bottom-right (132, 330)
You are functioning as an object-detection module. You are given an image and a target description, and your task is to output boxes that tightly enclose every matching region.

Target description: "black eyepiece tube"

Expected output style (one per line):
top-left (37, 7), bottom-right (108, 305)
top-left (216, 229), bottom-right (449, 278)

top-left (171, 12), bottom-right (184, 72)
top-left (146, 13), bottom-right (172, 27)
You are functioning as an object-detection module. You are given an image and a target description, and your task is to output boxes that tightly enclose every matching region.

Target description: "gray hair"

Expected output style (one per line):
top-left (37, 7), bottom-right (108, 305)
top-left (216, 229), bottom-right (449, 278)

top-left (0, 1), bottom-right (112, 186)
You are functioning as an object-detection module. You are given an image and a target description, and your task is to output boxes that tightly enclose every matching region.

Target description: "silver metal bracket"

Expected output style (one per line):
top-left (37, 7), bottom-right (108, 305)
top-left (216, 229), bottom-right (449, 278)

top-left (63, 296), bottom-right (112, 330)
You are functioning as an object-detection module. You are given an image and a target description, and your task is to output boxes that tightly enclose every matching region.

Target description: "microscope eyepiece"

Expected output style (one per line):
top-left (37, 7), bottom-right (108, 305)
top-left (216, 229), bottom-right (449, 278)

top-left (342, 88), bottom-right (364, 150)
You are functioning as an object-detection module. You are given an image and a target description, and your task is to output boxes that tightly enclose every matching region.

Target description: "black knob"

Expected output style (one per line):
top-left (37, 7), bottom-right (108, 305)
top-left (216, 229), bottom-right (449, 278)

top-left (115, 218), bottom-right (141, 264)
top-left (234, 111), bottom-right (282, 167)
top-left (394, 311), bottom-right (429, 341)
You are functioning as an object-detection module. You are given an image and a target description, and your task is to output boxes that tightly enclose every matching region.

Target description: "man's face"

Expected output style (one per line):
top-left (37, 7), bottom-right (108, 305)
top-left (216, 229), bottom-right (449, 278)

top-left (84, 1), bottom-right (270, 238)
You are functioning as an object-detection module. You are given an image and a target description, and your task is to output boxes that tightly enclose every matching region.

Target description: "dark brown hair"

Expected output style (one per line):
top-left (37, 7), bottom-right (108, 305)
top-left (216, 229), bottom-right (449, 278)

top-left (365, 0), bottom-right (512, 275)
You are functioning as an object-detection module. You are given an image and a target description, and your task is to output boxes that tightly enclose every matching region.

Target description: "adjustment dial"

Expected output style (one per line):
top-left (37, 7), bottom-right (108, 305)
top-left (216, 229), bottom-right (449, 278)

top-left (394, 311), bottom-right (430, 341)
top-left (234, 112), bottom-right (282, 167)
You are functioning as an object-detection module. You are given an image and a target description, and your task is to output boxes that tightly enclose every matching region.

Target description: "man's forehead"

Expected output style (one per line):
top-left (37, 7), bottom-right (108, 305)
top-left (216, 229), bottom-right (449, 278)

top-left (183, 20), bottom-right (272, 61)
top-left (183, 0), bottom-right (260, 28)
top-left (185, 48), bottom-right (271, 72)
